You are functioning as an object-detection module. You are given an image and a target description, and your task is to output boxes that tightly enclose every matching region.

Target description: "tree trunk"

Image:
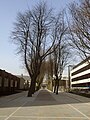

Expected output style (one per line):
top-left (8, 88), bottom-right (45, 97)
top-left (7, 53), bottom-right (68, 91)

top-left (27, 76), bottom-right (36, 97)
top-left (32, 80), bottom-right (36, 94)
top-left (36, 82), bottom-right (41, 91)
top-left (54, 80), bottom-right (57, 93)
top-left (36, 85), bottom-right (40, 91)
top-left (56, 79), bottom-right (59, 94)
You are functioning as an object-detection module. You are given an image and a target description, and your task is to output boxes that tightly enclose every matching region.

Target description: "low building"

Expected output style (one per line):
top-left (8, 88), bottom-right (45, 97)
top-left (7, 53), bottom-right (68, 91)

top-left (59, 76), bottom-right (68, 91)
top-left (71, 56), bottom-right (90, 91)
top-left (17, 74), bottom-right (31, 90)
top-left (0, 69), bottom-right (20, 95)
top-left (49, 76), bottom-right (68, 92)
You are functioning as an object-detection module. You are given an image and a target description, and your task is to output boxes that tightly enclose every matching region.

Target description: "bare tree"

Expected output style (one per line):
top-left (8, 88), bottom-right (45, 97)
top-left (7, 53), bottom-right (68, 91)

top-left (52, 12), bottom-right (70, 94)
top-left (36, 61), bottom-right (46, 91)
top-left (69, 0), bottom-right (90, 59)
top-left (11, 2), bottom-right (55, 97)
top-left (46, 53), bottom-right (53, 79)
top-left (44, 53), bottom-right (54, 91)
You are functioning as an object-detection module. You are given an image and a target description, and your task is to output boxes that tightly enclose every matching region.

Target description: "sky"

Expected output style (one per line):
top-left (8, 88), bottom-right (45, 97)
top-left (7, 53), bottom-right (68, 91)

top-left (0, 0), bottom-right (79, 76)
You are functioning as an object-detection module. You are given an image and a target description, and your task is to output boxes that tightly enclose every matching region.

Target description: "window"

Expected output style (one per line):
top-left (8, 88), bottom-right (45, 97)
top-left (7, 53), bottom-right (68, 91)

top-left (11, 80), bottom-right (13, 87)
top-left (15, 81), bottom-right (17, 87)
top-left (0, 76), bottom-right (2, 87)
top-left (4, 78), bottom-right (8, 87)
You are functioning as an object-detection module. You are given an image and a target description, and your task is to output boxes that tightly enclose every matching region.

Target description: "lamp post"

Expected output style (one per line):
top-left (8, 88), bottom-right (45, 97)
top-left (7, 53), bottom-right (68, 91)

top-left (68, 65), bottom-right (74, 91)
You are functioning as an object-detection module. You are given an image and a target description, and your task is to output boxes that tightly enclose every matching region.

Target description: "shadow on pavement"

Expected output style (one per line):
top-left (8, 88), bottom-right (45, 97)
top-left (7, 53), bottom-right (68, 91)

top-left (0, 89), bottom-right (90, 108)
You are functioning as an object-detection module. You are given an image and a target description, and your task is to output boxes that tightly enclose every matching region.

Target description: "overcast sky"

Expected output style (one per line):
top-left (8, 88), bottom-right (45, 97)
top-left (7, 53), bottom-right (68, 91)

top-left (0, 0), bottom-right (79, 75)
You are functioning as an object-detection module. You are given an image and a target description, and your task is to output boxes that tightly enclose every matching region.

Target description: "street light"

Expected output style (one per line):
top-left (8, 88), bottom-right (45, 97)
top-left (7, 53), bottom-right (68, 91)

top-left (68, 65), bottom-right (74, 91)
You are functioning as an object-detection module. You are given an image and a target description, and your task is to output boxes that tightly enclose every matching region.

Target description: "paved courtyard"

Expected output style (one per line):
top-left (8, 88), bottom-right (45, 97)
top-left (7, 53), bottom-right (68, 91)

top-left (0, 89), bottom-right (90, 120)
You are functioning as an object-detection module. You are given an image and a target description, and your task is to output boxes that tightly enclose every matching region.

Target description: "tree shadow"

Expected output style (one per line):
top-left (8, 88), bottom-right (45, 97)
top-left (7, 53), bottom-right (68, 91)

top-left (0, 89), bottom-right (90, 108)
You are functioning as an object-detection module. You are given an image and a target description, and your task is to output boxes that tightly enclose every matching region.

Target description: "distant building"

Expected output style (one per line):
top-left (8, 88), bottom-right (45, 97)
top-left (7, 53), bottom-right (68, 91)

top-left (0, 69), bottom-right (20, 95)
top-left (59, 76), bottom-right (68, 91)
top-left (71, 56), bottom-right (90, 90)
top-left (46, 75), bottom-right (68, 92)
top-left (17, 74), bottom-right (31, 90)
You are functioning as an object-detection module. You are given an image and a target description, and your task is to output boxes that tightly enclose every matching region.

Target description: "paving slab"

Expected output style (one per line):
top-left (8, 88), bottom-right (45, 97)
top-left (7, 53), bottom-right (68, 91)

top-left (0, 89), bottom-right (90, 120)
top-left (0, 117), bottom-right (7, 120)
top-left (7, 116), bottom-right (88, 120)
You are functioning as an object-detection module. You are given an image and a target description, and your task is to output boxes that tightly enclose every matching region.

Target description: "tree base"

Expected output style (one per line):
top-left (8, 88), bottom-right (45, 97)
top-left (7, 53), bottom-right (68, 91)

top-left (27, 91), bottom-right (32, 97)
top-left (56, 92), bottom-right (58, 95)
top-left (27, 94), bottom-right (32, 97)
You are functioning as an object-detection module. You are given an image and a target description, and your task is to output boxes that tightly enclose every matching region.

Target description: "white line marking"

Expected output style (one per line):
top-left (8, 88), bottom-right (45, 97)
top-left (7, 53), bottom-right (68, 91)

top-left (12, 116), bottom-right (86, 119)
top-left (64, 92), bottom-right (90, 105)
top-left (85, 103), bottom-right (90, 105)
top-left (46, 89), bottom-right (53, 93)
top-left (4, 101), bottom-right (28, 120)
top-left (68, 104), bottom-right (90, 120)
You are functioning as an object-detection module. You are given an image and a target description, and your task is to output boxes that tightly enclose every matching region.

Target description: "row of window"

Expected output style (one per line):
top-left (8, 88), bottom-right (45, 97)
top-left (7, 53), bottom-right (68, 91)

top-left (72, 82), bottom-right (90, 87)
top-left (71, 57), bottom-right (90, 89)
top-left (71, 64), bottom-right (90, 76)
top-left (0, 76), bottom-right (18, 87)
top-left (72, 73), bottom-right (90, 82)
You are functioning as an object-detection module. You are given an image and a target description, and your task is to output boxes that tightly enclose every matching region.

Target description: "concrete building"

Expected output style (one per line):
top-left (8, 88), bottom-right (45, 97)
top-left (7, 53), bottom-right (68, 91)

top-left (59, 76), bottom-right (68, 91)
top-left (71, 56), bottom-right (90, 90)
top-left (46, 76), bottom-right (68, 92)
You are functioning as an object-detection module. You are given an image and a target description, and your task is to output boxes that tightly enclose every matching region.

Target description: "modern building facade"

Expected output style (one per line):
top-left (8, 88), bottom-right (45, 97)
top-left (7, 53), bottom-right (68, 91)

top-left (71, 57), bottom-right (90, 90)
